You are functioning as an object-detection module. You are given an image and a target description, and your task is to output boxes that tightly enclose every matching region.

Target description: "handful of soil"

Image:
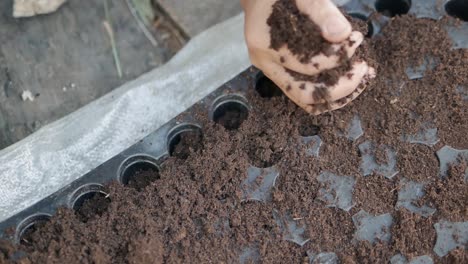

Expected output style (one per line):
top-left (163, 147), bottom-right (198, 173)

top-left (267, 0), bottom-right (373, 89)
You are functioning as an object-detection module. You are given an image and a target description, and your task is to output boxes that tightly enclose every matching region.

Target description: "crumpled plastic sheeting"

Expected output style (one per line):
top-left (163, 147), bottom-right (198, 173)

top-left (0, 14), bottom-right (249, 223)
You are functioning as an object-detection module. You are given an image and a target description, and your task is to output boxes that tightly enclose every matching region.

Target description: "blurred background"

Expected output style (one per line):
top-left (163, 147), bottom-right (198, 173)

top-left (0, 0), bottom-right (241, 150)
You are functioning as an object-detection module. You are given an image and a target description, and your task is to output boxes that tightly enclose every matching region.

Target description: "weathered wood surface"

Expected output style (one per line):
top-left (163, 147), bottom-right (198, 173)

top-left (157, 0), bottom-right (242, 37)
top-left (0, 0), bottom-right (177, 149)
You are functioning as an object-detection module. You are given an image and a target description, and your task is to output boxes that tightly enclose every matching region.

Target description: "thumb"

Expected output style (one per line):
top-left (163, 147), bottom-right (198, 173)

top-left (296, 0), bottom-right (352, 43)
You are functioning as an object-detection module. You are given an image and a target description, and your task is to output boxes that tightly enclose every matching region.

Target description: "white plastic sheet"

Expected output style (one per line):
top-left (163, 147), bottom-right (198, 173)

top-left (0, 14), bottom-right (249, 222)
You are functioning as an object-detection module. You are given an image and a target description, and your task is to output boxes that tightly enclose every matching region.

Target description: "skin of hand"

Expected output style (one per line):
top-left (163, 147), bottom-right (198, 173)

top-left (240, 0), bottom-right (376, 115)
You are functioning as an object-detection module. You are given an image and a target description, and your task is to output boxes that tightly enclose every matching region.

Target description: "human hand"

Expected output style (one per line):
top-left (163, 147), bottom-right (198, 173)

top-left (241, 0), bottom-right (375, 115)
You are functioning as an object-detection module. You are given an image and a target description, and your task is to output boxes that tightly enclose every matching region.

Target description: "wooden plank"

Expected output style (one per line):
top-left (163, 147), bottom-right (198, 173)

top-left (157, 0), bottom-right (242, 37)
top-left (0, 0), bottom-right (182, 149)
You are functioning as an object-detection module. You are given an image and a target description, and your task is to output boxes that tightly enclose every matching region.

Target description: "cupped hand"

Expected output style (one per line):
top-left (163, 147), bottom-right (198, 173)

top-left (241, 0), bottom-right (375, 115)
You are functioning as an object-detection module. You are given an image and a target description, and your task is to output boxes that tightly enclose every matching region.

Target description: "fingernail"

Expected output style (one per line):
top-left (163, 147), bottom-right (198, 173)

top-left (324, 17), bottom-right (350, 38)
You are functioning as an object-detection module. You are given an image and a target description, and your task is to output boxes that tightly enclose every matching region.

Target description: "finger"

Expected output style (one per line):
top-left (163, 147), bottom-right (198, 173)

top-left (296, 0), bottom-right (352, 42)
top-left (305, 82), bottom-right (367, 115)
top-left (275, 31), bottom-right (364, 76)
top-left (295, 61), bottom-right (369, 105)
top-left (240, 0), bottom-right (247, 9)
top-left (260, 60), bottom-right (374, 114)
top-left (260, 60), bottom-right (367, 105)
top-left (259, 61), bottom-right (322, 109)
top-left (307, 65), bottom-right (376, 115)
top-left (243, 0), bottom-right (277, 50)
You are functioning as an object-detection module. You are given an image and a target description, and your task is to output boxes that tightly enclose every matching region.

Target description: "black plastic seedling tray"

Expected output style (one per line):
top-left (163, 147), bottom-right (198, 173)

top-left (1, 0), bottom-right (467, 255)
top-left (0, 66), bottom-right (257, 243)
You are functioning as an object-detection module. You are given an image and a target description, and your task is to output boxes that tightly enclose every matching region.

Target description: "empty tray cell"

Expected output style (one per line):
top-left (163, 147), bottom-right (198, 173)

top-left (445, 0), bottom-right (468, 22)
top-left (118, 155), bottom-right (160, 190)
top-left (433, 221), bottom-right (468, 257)
top-left (396, 178), bottom-right (436, 217)
top-left (167, 123), bottom-right (203, 160)
top-left (359, 141), bottom-right (399, 179)
top-left (317, 171), bottom-right (356, 212)
top-left (212, 94), bottom-right (250, 130)
top-left (272, 209), bottom-right (310, 247)
top-left (405, 56), bottom-right (439, 80)
top-left (241, 166), bottom-right (279, 203)
top-left (409, 0), bottom-right (446, 20)
top-left (307, 251), bottom-right (338, 264)
top-left (375, 0), bottom-right (412, 17)
top-left (352, 210), bottom-right (393, 244)
top-left (15, 214), bottom-right (51, 245)
top-left (255, 72), bottom-right (284, 98)
top-left (436, 146), bottom-right (468, 180)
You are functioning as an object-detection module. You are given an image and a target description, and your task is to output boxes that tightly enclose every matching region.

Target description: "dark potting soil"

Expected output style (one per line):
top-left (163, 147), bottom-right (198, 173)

top-left (127, 169), bottom-right (160, 191)
top-left (75, 193), bottom-right (111, 223)
top-left (298, 116), bottom-right (320, 137)
top-left (170, 130), bottom-right (204, 160)
top-left (267, 0), bottom-right (332, 63)
top-left (1, 15), bottom-right (467, 264)
top-left (18, 221), bottom-right (48, 248)
top-left (214, 108), bottom-right (249, 130)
